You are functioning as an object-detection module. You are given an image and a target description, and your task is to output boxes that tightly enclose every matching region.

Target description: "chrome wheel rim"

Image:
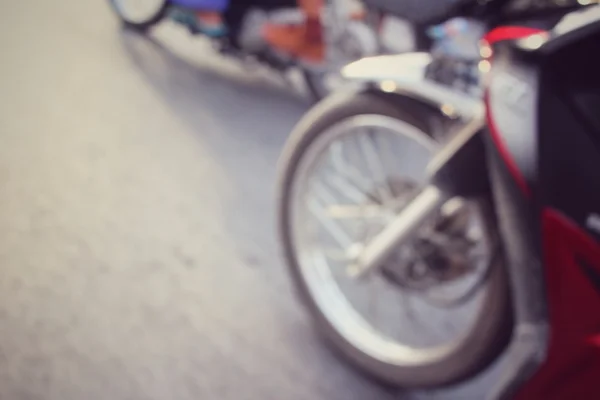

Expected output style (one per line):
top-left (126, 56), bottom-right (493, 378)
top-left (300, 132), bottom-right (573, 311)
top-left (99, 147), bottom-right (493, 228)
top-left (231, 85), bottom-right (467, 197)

top-left (289, 114), bottom-right (493, 366)
top-left (112, 0), bottom-right (165, 24)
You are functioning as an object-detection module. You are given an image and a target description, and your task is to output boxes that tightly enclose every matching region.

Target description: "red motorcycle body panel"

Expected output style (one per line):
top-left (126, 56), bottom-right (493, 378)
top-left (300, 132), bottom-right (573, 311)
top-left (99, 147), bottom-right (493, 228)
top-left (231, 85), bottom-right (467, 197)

top-left (514, 209), bottom-right (600, 399)
top-left (480, 8), bottom-right (600, 397)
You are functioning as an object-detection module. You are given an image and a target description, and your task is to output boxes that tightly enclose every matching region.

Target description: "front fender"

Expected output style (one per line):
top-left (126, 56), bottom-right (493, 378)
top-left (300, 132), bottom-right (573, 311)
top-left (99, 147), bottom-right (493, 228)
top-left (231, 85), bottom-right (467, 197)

top-left (341, 53), bottom-right (483, 120)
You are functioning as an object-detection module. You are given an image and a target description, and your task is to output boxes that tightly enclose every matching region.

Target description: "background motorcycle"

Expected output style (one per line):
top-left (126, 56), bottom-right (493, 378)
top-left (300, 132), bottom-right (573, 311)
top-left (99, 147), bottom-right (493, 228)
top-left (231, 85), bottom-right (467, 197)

top-left (108, 0), bottom-right (380, 100)
top-left (276, 0), bottom-right (600, 397)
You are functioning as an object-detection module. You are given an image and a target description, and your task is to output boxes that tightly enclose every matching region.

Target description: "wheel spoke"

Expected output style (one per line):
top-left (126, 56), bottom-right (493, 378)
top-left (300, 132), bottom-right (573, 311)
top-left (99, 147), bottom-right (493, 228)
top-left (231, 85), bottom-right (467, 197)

top-left (312, 179), bottom-right (343, 205)
top-left (368, 278), bottom-right (381, 329)
top-left (399, 290), bottom-right (425, 341)
top-left (326, 173), bottom-right (372, 204)
top-left (357, 130), bottom-right (395, 203)
top-left (329, 141), bottom-right (378, 200)
top-left (308, 196), bottom-right (354, 249)
top-left (323, 248), bottom-right (352, 261)
top-left (325, 204), bottom-right (388, 220)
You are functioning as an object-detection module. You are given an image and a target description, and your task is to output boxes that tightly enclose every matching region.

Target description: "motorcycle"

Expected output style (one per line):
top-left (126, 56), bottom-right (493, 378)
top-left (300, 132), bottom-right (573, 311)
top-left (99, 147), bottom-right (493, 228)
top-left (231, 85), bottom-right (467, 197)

top-left (276, 0), bottom-right (600, 398)
top-left (108, 0), bottom-right (381, 100)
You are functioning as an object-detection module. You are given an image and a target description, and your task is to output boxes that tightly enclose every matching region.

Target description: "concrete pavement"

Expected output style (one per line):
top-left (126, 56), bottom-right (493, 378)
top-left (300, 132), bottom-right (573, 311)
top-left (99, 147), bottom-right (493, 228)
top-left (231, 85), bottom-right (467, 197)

top-left (0, 1), bottom-right (498, 399)
top-left (0, 1), bottom-right (399, 398)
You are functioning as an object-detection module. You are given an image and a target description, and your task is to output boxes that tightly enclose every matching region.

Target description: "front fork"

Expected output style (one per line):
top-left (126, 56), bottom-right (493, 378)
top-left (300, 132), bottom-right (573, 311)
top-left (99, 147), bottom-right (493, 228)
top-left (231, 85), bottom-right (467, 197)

top-left (348, 115), bottom-right (489, 278)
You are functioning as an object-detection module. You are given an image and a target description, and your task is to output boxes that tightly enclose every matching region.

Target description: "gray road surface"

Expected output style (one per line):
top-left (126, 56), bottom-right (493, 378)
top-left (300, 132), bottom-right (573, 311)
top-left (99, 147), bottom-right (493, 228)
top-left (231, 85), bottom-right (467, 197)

top-left (0, 1), bottom-right (500, 399)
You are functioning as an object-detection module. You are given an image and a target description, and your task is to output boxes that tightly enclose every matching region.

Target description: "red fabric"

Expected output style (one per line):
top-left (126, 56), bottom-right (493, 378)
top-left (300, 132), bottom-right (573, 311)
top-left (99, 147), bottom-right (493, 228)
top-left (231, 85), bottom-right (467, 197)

top-left (484, 24), bottom-right (600, 398)
top-left (304, 17), bottom-right (323, 44)
top-left (514, 209), bottom-right (600, 399)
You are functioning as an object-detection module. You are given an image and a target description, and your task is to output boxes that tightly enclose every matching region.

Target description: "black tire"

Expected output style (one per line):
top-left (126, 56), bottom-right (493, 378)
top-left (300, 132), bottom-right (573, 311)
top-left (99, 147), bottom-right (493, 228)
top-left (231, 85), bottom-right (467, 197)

top-left (108, 0), bottom-right (169, 32)
top-left (276, 90), bottom-right (512, 388)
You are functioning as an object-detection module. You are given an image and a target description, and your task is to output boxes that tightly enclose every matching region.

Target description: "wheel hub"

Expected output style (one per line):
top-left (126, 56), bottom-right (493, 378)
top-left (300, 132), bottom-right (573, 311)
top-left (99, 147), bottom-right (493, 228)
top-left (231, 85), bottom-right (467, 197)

top-left (366, 180), bottom-right (478, 293)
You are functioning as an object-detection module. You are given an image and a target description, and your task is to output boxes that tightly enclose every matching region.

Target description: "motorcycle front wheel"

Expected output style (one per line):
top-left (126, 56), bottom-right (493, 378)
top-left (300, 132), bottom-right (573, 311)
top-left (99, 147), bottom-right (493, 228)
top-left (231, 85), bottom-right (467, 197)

top-left (276, 91), bottom-right (511, 388)
top-left (109, 0), bottom-right (169, 32)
